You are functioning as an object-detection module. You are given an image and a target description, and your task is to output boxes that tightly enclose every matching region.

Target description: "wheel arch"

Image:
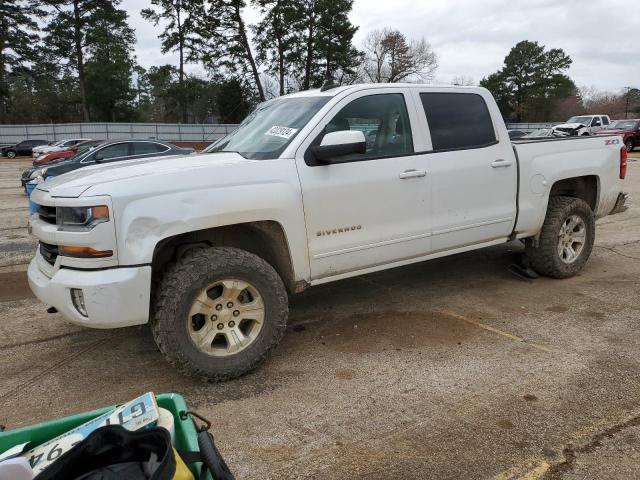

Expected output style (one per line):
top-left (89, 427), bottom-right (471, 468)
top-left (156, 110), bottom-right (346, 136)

top-left (548, 175), bottom-right (599, 212)
top-left (151, 220), bottom-right (305, 294)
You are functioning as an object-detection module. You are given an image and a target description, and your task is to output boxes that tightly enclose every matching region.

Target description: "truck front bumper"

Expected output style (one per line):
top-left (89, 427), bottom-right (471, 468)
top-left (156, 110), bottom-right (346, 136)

top-left (28, 258), bottom-right (152, 329)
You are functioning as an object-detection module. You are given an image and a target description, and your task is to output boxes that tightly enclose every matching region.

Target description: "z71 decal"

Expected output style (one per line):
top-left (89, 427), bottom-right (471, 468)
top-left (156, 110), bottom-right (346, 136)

top-left (605, 139), bottom-right (620, 146)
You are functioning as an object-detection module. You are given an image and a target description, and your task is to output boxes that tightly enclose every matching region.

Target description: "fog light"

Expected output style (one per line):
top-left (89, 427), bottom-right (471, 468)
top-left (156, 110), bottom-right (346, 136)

top-left (70, 288), bottom-right (87, 317)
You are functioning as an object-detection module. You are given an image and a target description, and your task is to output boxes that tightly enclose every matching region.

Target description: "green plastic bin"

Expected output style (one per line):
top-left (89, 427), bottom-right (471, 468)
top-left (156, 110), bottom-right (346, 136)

top-left (0, 392), bottom-right (207, 479)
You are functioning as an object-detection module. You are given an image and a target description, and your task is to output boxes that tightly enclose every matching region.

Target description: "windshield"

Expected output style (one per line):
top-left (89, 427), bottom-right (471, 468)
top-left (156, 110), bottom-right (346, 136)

top-left (567, 116), bottom-right (592, 125)
top-left (203, 96), bottom-right (331, 159)
top-left (606, 120), bottom-right (637, 130)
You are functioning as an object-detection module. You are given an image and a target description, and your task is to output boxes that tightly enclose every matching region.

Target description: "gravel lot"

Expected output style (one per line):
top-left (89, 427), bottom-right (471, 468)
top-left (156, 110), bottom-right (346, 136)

top-left (1, 153), bottom-right (640, 479)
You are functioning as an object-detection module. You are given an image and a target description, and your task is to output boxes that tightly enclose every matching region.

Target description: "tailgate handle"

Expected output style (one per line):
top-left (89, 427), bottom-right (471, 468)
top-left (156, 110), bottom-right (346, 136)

top-left (399, 169), bottom-right (427, 179)
top-left (491, 159), bottom-right (513, 168)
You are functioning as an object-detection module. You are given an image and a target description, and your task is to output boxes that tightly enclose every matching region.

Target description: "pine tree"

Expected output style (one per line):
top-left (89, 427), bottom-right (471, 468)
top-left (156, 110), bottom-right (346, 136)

top-left (141, 0), bottom-right (204, 122)
top-left (43, 0), bottom-right (136, 121)
top-left (83, 6), bottom-right (137, 121)
top-left (480, 40), bottom-right (573, 121)
top-left (290, 0), bottom-right (359, 90)
top-left (314, 0), bottom-right (359, 84)
top-left (0, 0), bottom-right (44, 120)
top-left (197, 0), bottom-right (265, 101)
top-left (252, 0), bottom-right (298, 96)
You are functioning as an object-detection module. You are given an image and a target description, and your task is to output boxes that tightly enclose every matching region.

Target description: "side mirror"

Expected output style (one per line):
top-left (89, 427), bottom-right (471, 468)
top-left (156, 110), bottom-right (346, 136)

top-left (311, 130), bottom-right (366, 163)
top-left (93, 153), bottom-right (103, 162)
top-left (593, 121), bottom-right (601, 127)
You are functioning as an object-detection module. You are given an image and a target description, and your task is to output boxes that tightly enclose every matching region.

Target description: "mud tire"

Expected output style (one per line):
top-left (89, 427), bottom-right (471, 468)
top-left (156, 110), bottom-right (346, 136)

top-left (151, 247), bottom-right (288, 381)
top-left (526, 196), bottom-right (595, 279)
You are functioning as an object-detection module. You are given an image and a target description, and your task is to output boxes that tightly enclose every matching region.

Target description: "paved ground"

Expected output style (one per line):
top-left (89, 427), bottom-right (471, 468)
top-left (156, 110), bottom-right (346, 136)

top-left (1, 154), bottom-right (640, 479)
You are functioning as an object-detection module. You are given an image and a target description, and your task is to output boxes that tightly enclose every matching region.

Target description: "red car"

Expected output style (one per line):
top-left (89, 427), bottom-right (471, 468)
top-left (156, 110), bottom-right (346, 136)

top-left (595, 119), bottom-right (640, 152)
top-left (32, 139), bottom-right (100, 166)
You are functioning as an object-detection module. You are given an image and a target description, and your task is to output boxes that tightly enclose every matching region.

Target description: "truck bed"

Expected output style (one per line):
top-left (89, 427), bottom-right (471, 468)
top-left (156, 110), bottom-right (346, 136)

top-left (511, 134), bottom-right (624, 239)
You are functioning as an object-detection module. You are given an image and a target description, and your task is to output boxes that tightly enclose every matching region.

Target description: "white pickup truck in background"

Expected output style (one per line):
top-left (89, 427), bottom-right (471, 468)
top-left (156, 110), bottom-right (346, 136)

top-left (27, 84), bottom-right (628, 381)
top-left (553, 114), bottom-right (612, 136)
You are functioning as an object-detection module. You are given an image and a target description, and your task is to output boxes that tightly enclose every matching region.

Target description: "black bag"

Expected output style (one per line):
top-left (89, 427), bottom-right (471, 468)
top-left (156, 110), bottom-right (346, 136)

top-left (34, 425), bottom-right (176, 480)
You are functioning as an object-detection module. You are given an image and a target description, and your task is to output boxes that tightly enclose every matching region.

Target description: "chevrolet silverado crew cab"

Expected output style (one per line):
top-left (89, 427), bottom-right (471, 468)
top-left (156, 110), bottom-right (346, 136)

top-left (27, 84), bottom-right (629, 381)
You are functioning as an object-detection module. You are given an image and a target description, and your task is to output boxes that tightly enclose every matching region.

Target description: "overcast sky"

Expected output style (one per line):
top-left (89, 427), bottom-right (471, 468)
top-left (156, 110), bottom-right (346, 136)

top-left (121, 0), bottom-right (638, 93)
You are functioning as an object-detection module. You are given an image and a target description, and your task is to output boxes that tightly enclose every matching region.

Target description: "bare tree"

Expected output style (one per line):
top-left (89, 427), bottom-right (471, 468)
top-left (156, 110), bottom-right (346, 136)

top-left (451, 75), bottom-right (475, 86)
top-left (362, 28), bottom-right (437, 83)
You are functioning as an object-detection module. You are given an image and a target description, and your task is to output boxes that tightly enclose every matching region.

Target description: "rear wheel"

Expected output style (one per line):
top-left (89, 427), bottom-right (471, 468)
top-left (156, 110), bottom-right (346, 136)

top-left (151, 247), bottom-right (288, 381)
top-left (526, 196), bottom-right (595, 278)
top-left (625, 139), bottom-right (634, 152)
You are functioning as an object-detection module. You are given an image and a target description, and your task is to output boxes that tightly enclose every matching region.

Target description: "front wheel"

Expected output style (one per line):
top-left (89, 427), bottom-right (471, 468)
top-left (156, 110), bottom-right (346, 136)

top-left (526, 196), bottom-right (595, 278)
top-left (6, 150), bottom-right (16, 158)
top-left (151, 247), bottom-right (288, 381)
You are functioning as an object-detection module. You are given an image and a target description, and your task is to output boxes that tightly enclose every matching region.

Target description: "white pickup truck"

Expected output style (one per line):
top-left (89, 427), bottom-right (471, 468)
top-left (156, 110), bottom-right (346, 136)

top-left (27, 84), bottom-right (628, 381)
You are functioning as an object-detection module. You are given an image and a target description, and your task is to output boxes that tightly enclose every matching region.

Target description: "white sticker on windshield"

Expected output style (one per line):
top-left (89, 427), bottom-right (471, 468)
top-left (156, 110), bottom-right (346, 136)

top-left (265, 126), bottom-right (298, 139)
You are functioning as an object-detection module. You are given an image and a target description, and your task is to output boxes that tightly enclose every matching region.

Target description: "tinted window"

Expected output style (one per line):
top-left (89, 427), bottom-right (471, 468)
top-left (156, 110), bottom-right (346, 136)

top-left (601, 116), bottom-right (609, 126)
top-left (321, 93), bottom-right (413, 161)
top-left (94, 143), bottom-right (130, 161)
top-left (133, 142), bottom-right (166, 155)
top-left (420, 93), bottom-right (496, 151)
top-left (591, 117), bottom-right (601, 126)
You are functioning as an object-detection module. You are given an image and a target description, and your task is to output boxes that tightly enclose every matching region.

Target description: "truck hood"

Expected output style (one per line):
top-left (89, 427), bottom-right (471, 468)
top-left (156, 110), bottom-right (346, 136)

top-left (37, 152), bottom-right (253, 198)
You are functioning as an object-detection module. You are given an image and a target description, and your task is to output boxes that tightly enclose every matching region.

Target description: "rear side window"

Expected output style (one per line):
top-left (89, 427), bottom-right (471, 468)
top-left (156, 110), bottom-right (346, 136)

top-left (94, 143), bottom-right (130, 160)
top-left (601, 116), bottom-right (609, 126)
top-left (133, 142), bottom-right (167, 155)
top-left (420, 93), bottom-right (497, 151)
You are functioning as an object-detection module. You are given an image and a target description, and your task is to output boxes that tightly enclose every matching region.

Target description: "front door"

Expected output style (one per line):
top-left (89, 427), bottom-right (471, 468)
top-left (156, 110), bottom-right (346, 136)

top-left (295, 89), bottom-right (432, 280)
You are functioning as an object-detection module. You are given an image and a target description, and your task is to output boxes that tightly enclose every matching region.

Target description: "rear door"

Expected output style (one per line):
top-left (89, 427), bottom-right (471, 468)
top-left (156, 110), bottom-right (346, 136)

top-left (412, 90), bottom-right (517, 252)
top-left (295, 87), bottom-right (432, 279)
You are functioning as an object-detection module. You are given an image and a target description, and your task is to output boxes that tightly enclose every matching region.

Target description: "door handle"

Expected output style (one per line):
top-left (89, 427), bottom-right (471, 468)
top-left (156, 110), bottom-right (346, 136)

top-left (398, 169), bottom-right (427, 179)
top-left (491, 159), bottom-right (513, 168)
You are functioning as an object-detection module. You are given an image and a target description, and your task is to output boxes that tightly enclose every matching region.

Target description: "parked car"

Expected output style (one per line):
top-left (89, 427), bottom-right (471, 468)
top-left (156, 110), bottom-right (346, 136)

top-left (1, 139), bottom-right (49, 158)
top-left (595, 119), bottom-right (640, 152)
top-left (22, 140), bottom-right (106, 188)
top-left (29, 139), bottom-right (193, 182)
top-left (27, 84), bottom-right (627, 380)
top-left (32, 138), bottom-right (93, 159)
top-left (33, 140), bottom-right (103, 166)
top-left (552, 115), bottom-right (611, 136)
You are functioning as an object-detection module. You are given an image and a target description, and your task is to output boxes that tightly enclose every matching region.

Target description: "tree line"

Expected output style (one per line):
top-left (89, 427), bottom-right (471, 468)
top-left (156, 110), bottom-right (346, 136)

top-left (1, 1), bottom-right (637, 125)
top-left (1, 0), bottom-right (438, 124)
top-left (479, 40), bottom-right (639, 122)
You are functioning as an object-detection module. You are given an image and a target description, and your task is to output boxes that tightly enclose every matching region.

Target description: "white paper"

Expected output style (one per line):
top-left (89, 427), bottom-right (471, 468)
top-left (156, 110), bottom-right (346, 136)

top-left (265, 126), bottom-right (298, 139)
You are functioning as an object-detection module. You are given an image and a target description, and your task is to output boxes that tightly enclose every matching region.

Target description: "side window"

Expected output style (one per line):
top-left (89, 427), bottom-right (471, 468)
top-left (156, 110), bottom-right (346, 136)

top-left (320, 93), bottom-right (413, 161)
top-left (591, 117), bottom-right (601, 126)
top-left (94, 143), bottom-right (130, 161)
top-left (133, 142), bottom-right (165, 155)
top-left (420, 93), bottom-right (496, 151)
top-left (601, 116), bottom-right (609, 126)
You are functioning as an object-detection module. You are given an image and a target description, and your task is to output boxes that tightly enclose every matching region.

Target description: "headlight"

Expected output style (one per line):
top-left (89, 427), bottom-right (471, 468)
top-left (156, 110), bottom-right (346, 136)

top-left (56, 205), bottom-right (110, 231)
